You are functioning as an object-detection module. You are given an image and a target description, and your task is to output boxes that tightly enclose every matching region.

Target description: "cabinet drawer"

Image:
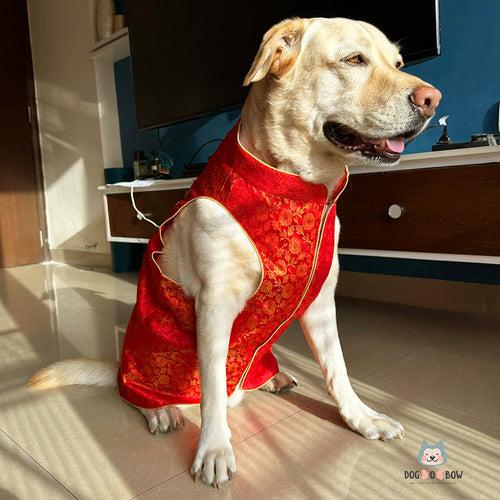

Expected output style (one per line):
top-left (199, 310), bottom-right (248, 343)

top-left (106, 189), bottom-right (188, 239)
top-left (337, 163), bottom-right (500, 256)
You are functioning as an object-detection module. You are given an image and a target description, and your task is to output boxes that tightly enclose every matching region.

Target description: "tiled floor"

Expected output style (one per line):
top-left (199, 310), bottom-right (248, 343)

top-left (0, 263), bottom-right (499, 499)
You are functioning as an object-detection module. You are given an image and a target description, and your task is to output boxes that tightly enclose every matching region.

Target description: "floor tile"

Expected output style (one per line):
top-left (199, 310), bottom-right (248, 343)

top-left (0, 265), bottom-right (55, 334)
top-left (137, 393), bottom-right (500, 500)
top-left (0, 324), bottom-right (59, 391)
top-left (362, 314), bottom-right (500, 425)
top-left (1, 263), bottom-right (499, 499)
top-left (0, 264), bottom-right (135, 390)
top-left (0, 429), bottom-right (73, 499)
top-left (483, 283), bottom-right (500, 317)
top-left (51, 267), bottom-right (136, 319)
top-left (55, 308), bottom-right (124, 361)
top-left (0, 382), bottom-right (323, 500)
top-left (276, 299), bottom-right (452, 382)
top-left (331, 298), bottom-right (451, 378)
top-left (0, 385), bottom-right (192, 499)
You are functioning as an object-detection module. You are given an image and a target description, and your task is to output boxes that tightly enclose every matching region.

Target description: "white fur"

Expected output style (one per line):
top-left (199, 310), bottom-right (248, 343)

top-left (27, 17), bottom-right (439, 488)
top-left (300, 219), bottom-right (404, 440)
top-left (173, 18), bottom-right (421, 485)
top-left (28, 359), bottom-right (117, 389)
top-left (159, 199), bottom-right (260, 486)
top-left (139, 406), bottom-right (185, 434)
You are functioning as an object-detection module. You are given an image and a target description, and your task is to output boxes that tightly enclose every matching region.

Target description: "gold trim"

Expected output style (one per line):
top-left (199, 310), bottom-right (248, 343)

top-left (126, 158), bottom-right (349, 410)
top-left (119, 374), bottom-right (276, 411)
top-left (239, 372), bottom-right (279, 393)
top-left (238, 198), bottom-right (336, 390)
top-left (333, 167), bottom-right (350, 203)
top-left (236, 121), bottom-right (303, 177)
top-left (237, 121), bottom-right (350, 194)
top-left (119, 393), bottom-right (199, 411)
top-left (151, 195), bottom-right (265, 302)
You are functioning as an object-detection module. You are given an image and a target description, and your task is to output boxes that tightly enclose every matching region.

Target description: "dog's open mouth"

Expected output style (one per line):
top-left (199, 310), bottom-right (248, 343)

top-left (323, 121), bottom-right (418, 163)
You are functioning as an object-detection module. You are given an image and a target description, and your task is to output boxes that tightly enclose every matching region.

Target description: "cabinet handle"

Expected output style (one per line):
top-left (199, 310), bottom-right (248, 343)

top-left (388, 204), bottom-right (404, 219)
top-left (137, 212), bottom-right (153, 220)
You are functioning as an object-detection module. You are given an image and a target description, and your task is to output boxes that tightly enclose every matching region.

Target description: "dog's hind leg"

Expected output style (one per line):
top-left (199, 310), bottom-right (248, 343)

top-left (260, 372), bottom-right (298, 394)
top-left (138, 406), bottom-right (185, 434)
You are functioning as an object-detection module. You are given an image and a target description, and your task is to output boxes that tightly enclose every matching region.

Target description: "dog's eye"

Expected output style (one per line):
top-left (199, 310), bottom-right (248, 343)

top-left (343, 53), bottom-right (366, 66)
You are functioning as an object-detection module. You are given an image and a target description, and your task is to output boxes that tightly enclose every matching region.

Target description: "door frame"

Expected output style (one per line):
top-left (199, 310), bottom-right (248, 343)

top-left (19, 0), bottom-right (49, 262)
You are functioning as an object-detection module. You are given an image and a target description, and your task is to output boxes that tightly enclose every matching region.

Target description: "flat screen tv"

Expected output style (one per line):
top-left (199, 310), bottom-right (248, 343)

top-left (124, 0), bottom-right (440, 130)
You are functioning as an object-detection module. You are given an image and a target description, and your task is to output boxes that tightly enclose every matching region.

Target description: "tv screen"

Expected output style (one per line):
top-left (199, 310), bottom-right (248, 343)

top-left (125, 0), bottom-right (440, 130)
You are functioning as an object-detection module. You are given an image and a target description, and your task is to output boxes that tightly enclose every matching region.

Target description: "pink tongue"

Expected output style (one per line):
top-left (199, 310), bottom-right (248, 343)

top-left (384, 137), bottom-right (405, 154)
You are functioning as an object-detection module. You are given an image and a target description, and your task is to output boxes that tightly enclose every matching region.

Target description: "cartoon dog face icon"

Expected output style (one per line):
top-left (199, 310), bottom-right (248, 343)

top-left (417, 440), bottom-right (448, 466)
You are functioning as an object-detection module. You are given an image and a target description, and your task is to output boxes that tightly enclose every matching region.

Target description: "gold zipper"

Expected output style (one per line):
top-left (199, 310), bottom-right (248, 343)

top-left (238, 197), bottom-right (334, 390)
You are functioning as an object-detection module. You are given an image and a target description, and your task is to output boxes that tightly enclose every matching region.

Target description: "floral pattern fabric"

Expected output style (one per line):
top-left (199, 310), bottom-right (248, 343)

top-left (119, 125), bottom-right (348, 409)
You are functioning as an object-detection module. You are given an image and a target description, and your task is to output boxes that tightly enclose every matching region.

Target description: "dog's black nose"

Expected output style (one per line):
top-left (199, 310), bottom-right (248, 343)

top-left (430, 455), bottom-right (435, 460)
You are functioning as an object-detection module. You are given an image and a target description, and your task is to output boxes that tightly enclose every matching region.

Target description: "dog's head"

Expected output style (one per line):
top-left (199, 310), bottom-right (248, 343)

top-left (244, 17), bottom-right (441, 169)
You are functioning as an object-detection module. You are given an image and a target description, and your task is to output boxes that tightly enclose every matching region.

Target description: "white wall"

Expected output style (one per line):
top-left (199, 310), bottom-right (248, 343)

top-left (27, 0), bottom-right (110, 263)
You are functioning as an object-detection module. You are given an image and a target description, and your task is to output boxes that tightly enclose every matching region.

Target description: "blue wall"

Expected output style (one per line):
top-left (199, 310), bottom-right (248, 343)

top-left (404, 0), bottom-right (500, 153)
top-left (114, 57), bottom-right (239, 176)
top-left (115, 0), bottom-right (500, 168)
top-left (113, 1), bottom-right (499, 281)
top-left (114, 58), bottom-right (158, 169)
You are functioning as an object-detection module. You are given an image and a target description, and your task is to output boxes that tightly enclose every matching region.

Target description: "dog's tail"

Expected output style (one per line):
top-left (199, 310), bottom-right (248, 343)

top-left (27, 359), bottom-right (118, 390)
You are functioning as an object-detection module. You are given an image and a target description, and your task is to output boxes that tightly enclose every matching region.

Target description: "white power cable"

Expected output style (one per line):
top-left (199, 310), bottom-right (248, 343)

top-left (130, 180), bottom-right (160, 228)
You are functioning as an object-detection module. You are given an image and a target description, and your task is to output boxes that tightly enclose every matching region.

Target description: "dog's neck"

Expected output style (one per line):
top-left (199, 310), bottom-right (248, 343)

top-left (240, 80), bottom-right (347, 195)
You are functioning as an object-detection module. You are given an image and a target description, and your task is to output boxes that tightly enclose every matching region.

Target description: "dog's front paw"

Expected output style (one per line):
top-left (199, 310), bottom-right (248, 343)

top-left (340, 403), bottom-right (404, 441)
top-left (191, 429), bottom-right (236, 488)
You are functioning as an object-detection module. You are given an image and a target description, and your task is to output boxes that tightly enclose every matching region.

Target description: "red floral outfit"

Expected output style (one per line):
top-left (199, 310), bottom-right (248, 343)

top-left (119, 125), bottom-right (348, 409)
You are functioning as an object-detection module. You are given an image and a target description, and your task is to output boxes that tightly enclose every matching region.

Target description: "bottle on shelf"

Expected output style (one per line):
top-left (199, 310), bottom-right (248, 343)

top-left (133, 150), bottom-right (142, 179)
top-left (133, 150), bottom-right (151, 179)
top-left (150, 151), bottom-right (161, 179)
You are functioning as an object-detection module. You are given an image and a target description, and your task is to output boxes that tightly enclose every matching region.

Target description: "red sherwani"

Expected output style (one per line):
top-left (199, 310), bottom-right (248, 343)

top-left (119, 124), bottom-right (348, 409)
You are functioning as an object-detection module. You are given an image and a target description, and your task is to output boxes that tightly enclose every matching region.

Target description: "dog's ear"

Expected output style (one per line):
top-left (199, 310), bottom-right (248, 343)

top-left (243, 18), bottom-right (307, 86)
